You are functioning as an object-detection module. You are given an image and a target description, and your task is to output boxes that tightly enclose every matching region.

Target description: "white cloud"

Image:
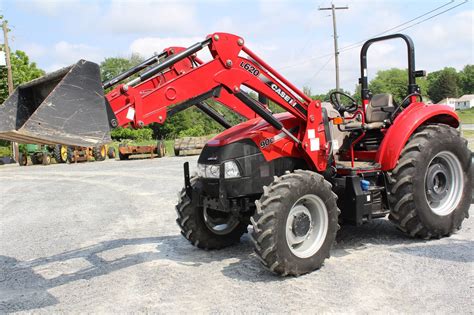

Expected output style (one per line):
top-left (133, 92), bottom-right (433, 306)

top-left (41, 41), bottom-right (103, 72)
top-left (101, 0), bottom-right (201, 35)
top-left (16, 0), bottom-right (100, 18)
top-left (129, 36), bottom-right (202, 57)
top-left (18, 43), bottom-right (47, 59)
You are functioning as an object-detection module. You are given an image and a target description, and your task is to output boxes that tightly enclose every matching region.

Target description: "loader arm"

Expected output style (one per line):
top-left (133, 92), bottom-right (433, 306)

top-left (104, 33), bottom-right (329, 170)
top-left (106, 46), bottom-right (263, 128)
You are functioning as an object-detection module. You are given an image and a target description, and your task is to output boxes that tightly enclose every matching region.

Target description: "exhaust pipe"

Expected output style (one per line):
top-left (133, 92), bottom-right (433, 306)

top-left (0, 60), bottom-right (111, 146)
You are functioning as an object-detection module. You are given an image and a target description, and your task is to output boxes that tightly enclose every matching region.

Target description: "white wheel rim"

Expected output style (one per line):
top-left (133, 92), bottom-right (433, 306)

top-left (424, 151), bottom-right (464, 216)
top-left (286, 194), bottom-right (328, 258)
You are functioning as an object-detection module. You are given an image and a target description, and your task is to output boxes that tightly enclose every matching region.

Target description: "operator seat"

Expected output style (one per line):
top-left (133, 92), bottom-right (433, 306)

top-left (365, 93), bottom-right (394, 129)
top-left (322, 102), bottom-right (346, 155)
top-left (344, 93), bottom-right (395, 130)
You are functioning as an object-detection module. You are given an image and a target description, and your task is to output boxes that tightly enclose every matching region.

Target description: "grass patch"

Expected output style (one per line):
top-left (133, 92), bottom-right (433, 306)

top-left (456, 108), bottom-right (474, 124)
top-left (461, 130), bottom-right (474, 138)
top-left (0, 146), bottom-right (10, 157)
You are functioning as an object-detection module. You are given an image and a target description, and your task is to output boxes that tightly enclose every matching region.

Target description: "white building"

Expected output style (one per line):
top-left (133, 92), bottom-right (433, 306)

top-left (455, 95), bottom-right (474, 110)
top-left (437, 97), bottom-right (458, 110)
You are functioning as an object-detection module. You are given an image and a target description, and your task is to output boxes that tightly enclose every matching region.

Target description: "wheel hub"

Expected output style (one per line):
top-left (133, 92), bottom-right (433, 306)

top-left (424, 151), bottom-right (464, 216)
top-left (285, 195), bottom-right (329, 259)
top-left (292, 212), bottom-right (311, 237)
top-left (426, 163), bottom-right (449, 202)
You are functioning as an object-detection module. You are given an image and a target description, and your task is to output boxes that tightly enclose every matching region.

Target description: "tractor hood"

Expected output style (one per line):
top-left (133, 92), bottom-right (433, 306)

top-left (199, 112), bottom-right (302, 164)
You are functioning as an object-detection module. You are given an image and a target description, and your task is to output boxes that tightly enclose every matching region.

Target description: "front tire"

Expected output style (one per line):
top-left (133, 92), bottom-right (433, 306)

top-left (388, 124), bottom-right (472, 238)
top-left (176, 178), bottom-right (248, 249)
top-left (18, 153), bottom-right (28, 166)
top-left (107, 147), bottom-right (116, 159)
top-left (42, 154), bottom-right (51, 165)
top-left (251, 170), bottom-right (340, 276)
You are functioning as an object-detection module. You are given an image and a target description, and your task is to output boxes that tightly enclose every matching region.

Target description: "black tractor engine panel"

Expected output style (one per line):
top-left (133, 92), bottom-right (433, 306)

top-left (193, 139), bottom-right (308, 212)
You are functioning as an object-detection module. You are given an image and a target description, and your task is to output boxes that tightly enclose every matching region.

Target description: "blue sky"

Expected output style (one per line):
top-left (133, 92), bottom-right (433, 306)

top-left (0, 0), bottom-right (472, 94)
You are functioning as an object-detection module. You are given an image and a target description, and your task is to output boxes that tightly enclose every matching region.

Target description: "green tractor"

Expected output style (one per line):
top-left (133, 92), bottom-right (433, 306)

top-left (18, 144), bottom-right (53, 166)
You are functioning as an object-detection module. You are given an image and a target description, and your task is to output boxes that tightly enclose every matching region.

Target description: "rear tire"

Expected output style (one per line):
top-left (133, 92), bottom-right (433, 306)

top-left (93, 145), bottom-right (106, 161)
top-left (176, 177), bottom-right (248, 249)
top-left (53, 145), bottom-right (67, 163)
top-left (251, 170), bottom-right (340, 276)
top-left (387, 124), bottom-right (472, 238)
top-left (31, 154), bottom-right (41, 165)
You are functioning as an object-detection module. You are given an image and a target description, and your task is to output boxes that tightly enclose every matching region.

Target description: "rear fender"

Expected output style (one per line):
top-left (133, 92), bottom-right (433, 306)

top-left (376, 103), bottom-right (459, 171)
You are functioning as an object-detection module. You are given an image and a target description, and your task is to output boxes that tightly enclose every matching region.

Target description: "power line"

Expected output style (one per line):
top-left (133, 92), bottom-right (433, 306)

top-left (338, 0), bottom-right (468, 54)
top-left (338, 0), bottom-right (456, 53)
top-left (393, 0), bottom-right (469, 33)
top-left (279, 0), bottom-right (467, 70)
top-left (319, 4), bottom-right (349, 92)
top-left (303, 55), bottom-right (334, 87)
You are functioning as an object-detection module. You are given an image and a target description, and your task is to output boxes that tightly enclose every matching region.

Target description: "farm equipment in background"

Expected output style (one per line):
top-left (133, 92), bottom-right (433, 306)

top-left (118, 140), bottom-right (166, 160)
top-left (174, 136), bottom-right (210, 156)
top-left (0, 33), bottom-right (471, 276)
top-left (17, 144), bottom-right (113, 165)
top-left (66, 145), bottom-right (113, 163)
top-left (18, 144), bottom-right (53, 166)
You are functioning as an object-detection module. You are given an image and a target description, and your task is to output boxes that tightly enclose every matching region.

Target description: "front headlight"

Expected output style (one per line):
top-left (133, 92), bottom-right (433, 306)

top-left (197, 161), bottom-right (241, 179)
top-left (197, 163), bottom-right (220, 178)
top-left (224, 161), bottom-right (240, 178)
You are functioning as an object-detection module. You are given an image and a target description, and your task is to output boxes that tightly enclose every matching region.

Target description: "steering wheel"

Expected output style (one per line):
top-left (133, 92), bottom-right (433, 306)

top-left (329, 91), bottom-right (359, 114)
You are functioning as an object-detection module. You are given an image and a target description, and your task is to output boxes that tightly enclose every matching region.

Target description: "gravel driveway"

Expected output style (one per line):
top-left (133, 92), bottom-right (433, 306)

top-left (0, 157), bottom-right (473, 313)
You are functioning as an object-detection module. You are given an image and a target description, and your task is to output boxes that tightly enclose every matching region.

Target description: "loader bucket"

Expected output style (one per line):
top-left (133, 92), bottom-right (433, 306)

top-left (0, 60), bottom-right (112, 147)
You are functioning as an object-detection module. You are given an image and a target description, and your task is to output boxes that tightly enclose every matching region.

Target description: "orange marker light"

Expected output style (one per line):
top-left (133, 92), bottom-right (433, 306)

top-left (332, 117), bottom-right (344, 125)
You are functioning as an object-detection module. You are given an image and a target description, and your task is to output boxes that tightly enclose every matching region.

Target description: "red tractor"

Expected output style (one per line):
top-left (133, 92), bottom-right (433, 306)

top-left (0, 33), bottom-right (471, 276)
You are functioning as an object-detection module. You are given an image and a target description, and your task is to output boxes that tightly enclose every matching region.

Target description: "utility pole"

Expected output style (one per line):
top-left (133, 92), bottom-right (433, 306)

top-left (319, 3), bottom-right (348, 92)
top-left (2, 19), bottom-right (18, 162)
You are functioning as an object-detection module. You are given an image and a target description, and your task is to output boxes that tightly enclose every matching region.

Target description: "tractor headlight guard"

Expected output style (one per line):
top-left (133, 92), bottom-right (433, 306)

top-left (197, 161), bottom-right (241, 179)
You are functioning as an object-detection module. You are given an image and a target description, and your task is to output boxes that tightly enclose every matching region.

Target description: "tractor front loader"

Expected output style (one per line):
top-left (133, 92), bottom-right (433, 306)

top-left (0, 33), bottom-right (471, 276)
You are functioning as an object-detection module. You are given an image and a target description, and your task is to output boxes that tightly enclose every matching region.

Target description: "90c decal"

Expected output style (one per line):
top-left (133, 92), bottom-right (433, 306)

top-left (260, 137), bottom-right (274, 148)
top-left (240, 62), bottom-right (260, 76)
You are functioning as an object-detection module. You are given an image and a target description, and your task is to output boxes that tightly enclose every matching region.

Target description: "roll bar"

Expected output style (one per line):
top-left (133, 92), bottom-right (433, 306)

top-left (359, 34), bottom-right (425, 102)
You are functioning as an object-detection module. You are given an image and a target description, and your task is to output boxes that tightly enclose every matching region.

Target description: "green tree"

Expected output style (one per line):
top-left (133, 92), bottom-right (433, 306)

top-left (0, 49), bottom-right (44, 152)
top-left (0, 50), bottom-right (44, 103)
top-left (369, 68), bottom-right (429, 103)
top-left (459, 64), bottom-right (473, 95)
top-left (100, 53), bottom-right (143, 84)
top-left (427, 67), bottom-right (459, 103)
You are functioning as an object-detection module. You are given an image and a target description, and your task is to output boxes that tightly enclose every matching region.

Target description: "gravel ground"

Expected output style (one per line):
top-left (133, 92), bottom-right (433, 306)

top-left (0, 157), bottom-right (473, 313)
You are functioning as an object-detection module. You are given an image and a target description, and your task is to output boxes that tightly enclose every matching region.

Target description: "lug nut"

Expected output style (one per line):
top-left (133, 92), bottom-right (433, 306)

top-left (237, 38), bottom-right (244, 46)
top-left (225, 60), bottom-right (233, 68)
